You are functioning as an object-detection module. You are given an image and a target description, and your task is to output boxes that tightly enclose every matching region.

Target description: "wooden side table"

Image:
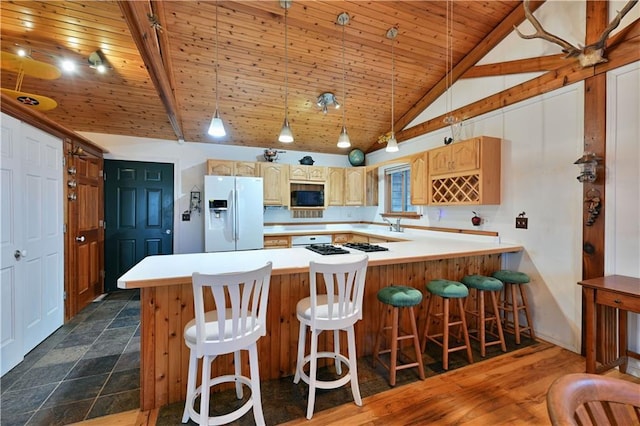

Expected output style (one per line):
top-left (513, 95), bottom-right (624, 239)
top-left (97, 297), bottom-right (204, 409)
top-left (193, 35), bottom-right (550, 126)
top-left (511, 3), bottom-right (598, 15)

top-left (578, 275), bottom-right (640, 374)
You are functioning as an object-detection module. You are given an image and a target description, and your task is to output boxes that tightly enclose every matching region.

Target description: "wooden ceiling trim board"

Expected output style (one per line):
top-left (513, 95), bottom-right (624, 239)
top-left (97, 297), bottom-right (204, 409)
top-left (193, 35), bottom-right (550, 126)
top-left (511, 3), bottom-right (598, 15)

top-left (393, 0), bottom-right (546, 137)
top-left (117, 0), bottom-right (184, 141)
top-left (395, 33), bottom-right (639, 146)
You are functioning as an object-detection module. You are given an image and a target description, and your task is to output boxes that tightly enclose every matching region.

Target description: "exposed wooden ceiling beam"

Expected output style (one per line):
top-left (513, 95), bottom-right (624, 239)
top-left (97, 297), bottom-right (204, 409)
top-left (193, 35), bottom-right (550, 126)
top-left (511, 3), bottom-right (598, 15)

top-left (461, 54), bottom-right (565, 78)
top-left (397, 20), bottom-right (639, 142)
top-left (392, 0), bottom-right (546, 138)
top-left (117, 1), bottom-right (184, 141)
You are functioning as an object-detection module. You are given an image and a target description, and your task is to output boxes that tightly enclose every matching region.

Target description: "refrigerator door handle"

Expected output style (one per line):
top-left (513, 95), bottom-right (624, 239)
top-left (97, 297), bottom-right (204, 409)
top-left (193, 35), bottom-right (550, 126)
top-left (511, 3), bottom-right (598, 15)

top-left (233, 189), bottom-right (239, 241)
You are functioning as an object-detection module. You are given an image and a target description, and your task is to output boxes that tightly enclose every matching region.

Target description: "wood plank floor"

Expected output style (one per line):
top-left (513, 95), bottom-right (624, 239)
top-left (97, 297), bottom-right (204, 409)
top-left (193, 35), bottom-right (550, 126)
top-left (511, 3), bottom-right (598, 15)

top-left (73, 341), bottom-right (640, 425)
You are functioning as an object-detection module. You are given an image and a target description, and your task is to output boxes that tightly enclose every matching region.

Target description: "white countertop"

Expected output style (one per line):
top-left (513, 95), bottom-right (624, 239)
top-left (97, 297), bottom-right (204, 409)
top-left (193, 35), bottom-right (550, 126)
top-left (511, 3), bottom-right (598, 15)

top-left (117, 225), bottom-right (522, 289)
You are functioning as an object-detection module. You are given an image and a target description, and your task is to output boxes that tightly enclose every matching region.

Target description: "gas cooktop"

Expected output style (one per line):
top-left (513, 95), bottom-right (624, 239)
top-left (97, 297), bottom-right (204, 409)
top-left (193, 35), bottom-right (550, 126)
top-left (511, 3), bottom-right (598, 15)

top-left (305, 244), bottom-right (350, 255)
top-left (343, 243), bottom-right (389, 252)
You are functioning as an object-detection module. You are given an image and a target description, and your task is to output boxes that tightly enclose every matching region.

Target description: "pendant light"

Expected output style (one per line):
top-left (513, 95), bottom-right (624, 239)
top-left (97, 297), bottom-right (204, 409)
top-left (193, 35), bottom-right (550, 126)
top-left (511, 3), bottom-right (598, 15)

top-left (336, 12), bottom-right (351, 149)
top-left (385, 27), bottom-right (399, 153)
top-left (208, 0), bottom-right (226, 137)
top-left (278, 1), bottom-right (294, 143)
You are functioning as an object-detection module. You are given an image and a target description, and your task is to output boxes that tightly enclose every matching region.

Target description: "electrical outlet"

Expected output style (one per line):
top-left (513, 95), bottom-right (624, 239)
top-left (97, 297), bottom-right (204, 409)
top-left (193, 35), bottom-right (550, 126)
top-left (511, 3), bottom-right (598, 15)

top-left (515, 217), bottom-right (528, 229)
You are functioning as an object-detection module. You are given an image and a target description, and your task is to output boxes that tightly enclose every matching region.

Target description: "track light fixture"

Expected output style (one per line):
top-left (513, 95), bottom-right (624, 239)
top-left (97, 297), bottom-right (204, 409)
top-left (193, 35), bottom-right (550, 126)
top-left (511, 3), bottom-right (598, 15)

top-left (88, 50), bottom-right (109, 73)
top-left (316, 92), bottom-right (340, 115)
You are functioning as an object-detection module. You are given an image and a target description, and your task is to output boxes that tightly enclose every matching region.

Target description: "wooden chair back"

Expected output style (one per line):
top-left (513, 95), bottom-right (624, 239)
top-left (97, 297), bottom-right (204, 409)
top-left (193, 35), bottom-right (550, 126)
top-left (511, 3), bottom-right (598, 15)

top-left (546, 373), bottom-right (640, 425)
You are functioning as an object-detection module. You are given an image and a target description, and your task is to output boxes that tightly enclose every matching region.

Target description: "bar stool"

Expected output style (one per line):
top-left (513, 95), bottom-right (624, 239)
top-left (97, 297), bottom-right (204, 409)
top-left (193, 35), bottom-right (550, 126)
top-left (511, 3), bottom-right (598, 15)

top-left (461, 275), bottom-right (506, 357)
top-left (492, 270), bottom-right (536, 344)
top-left (373, 285), bottom-right (425, 386)
top-left (182, 262), bottom-right (272, 426)
top-left (421, 279), bottom-right (473, 370)
top-left (293, 255), bottom-right (369, 419)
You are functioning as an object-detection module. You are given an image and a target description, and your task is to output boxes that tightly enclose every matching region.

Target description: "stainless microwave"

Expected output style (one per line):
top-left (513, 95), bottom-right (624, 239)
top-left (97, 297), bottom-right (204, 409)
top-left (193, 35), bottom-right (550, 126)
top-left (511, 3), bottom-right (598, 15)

top-left (291, 190), bottom-right (324, 207)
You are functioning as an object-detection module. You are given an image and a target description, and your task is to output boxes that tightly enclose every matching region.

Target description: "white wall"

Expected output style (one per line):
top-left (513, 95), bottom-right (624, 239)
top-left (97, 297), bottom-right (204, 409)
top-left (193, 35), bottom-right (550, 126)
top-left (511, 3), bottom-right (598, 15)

top-left (605, 62), bottom-right (640, 376)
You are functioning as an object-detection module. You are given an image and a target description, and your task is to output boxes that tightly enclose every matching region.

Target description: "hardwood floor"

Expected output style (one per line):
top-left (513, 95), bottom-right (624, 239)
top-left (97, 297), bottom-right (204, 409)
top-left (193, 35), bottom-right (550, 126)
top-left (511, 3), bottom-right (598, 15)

top-left (73, 341), bottom-right (640, 425)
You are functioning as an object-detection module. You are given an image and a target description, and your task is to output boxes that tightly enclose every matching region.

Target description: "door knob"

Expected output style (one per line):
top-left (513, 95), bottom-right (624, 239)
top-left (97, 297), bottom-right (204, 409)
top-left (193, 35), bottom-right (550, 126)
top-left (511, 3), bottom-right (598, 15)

top-left (75, 236), bottom-right (86, 242)
top-left (14, 249), bottom-right (27, 260)
top-left (165, 229), bottom-right (172, 235)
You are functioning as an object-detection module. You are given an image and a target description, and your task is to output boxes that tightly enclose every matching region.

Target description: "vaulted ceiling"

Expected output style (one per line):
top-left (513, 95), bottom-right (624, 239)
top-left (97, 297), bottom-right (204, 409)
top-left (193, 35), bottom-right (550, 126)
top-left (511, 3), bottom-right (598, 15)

top-left (3, 0), bottom-right (625, 155)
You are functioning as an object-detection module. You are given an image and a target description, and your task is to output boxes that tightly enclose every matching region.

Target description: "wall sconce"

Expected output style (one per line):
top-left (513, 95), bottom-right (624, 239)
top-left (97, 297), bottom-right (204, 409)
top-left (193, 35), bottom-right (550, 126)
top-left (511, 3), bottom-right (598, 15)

top-left (316, 92), bottom-right (340, 114)
top-left (573, 151), bottom-right (602, 183)
top-left (88, 50), bottom-right (110, 73)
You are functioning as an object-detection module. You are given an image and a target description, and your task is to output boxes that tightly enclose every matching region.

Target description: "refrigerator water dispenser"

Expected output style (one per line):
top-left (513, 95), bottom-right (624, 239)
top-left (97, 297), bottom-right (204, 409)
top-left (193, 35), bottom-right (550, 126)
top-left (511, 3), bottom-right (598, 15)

top-left (209, 199), bottom-right (228, 218)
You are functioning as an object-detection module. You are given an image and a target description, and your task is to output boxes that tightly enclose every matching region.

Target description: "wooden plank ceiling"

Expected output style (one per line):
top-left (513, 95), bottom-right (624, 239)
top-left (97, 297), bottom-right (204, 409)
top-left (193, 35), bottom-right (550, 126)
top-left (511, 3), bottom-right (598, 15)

top-left (1, 1), bottom-right (521, 154)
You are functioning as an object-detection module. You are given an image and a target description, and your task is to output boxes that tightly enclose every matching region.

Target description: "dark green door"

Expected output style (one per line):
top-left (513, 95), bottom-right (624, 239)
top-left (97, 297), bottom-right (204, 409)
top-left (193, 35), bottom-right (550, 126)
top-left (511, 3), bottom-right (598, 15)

top-left (104, 160), bottom-right (174, 292)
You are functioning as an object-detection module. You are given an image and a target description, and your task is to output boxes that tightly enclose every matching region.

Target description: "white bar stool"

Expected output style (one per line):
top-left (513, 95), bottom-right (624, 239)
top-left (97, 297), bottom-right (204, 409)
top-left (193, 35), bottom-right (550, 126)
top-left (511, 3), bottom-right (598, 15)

top-left (181, 262), bottom-right (272, 426)
top-left (293, 255), bottom-right (369, 419)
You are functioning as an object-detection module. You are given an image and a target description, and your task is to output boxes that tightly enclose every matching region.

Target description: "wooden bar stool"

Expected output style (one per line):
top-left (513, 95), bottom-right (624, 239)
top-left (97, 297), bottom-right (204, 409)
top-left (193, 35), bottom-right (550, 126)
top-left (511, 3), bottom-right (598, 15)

top-left (373, 285), bottom-right (425, 386)
top-left (492, 270), bottom-right (536, 344)
top-left (421, 279), bottom-right (473, 370)
top-left (461, 274), bottom-right (506, 357)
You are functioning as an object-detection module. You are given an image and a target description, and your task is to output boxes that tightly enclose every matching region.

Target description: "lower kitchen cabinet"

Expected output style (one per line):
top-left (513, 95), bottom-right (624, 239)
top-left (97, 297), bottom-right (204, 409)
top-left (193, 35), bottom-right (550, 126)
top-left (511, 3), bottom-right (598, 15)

top-left (263, 236), bottom-right (290, 249)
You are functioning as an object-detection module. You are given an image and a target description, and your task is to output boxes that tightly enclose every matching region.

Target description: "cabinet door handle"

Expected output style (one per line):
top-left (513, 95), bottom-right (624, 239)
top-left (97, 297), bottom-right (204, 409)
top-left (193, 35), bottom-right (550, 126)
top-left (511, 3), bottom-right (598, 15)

top-left (614, 299), bottom-right (622, 304)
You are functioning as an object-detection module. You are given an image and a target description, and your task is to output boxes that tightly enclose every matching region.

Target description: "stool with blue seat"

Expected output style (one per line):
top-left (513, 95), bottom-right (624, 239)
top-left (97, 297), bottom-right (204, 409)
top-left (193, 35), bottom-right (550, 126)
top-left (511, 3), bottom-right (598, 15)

top-left (492, 270), bottom-right (536, 344)
top-left (373, 285), bottom-right (425, 386)
top-left (421, 279), bottom-right (473, 370)
top-left (461, 274), bottom-right (506, 357)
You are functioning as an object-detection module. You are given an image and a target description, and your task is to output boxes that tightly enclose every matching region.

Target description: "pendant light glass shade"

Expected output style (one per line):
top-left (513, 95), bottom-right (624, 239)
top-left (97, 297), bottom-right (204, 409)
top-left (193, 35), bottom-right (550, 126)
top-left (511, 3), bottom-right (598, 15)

top-left (336, 12), bottom-right (350, 149)
top-left (209, 0), bottom-right (225, 138)
top-left (279, 2), bottom-right (294, 143)
top-left (337, 126), bottom-right (351, 148)
top-left (386, 27), bottom-right (399, 152)
top-left (278, 118), bottom-right (294, 143)
top-left (385, 133), bottom-right (399, 152)
top-left (208, 108), bottom-right (226, 137)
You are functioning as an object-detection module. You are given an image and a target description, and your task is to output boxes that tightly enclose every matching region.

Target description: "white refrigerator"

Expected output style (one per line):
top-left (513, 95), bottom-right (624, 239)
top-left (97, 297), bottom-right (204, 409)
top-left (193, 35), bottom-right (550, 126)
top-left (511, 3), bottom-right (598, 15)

top-left (204, 175), bottom-right (264, 252)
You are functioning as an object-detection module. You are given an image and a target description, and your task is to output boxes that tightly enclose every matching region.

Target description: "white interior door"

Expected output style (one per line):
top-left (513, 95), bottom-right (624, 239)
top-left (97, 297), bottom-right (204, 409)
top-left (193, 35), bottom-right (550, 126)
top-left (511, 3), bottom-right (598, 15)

top-left (1, 114), bottom-right (64, 376)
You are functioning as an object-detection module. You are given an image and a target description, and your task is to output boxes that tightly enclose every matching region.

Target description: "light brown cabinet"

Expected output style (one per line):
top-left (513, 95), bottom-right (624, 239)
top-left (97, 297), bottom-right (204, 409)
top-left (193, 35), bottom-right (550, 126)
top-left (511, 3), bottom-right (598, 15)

top-left (290, 165), bottom-right (327, 181)
top-left (327, 167), bottom-right (345, 206)
top-left (207, 159), bottom-right (258, 176)
top-left (428, 136), bottom-right (501, 205)
top-left (260, 163), bottom-right (289, 206)
top-left (410, 152), bottom-right (428, 205)
top-left (345, 167), bottom-right (366, 206)
top-left (263, 235), bottom-right (290, 249)
top-left (332, 233), bottom-right (350, 244)
top-left (429, 139), bottom-right (479, 175)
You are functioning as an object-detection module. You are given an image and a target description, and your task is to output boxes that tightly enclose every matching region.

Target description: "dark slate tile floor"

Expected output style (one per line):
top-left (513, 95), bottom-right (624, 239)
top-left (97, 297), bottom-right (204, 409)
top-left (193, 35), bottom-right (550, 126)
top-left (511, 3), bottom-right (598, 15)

top-left (0, 290), bottom-right (141, 426)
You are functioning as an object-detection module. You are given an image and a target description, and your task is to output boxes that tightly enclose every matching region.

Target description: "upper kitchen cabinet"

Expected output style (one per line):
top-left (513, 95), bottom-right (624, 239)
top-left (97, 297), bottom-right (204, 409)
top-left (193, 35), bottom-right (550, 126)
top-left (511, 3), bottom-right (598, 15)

top-left (327, 167), bottom-right (345, 206)
top-left (289, 164), bottom-right (327, 181)
top-left (344, 167), bottom-right (366, 206)
top-left (410, 152), bottom-right (428, 205)
top-left (207, 159), bottom-right (258, 176)
top-left (260, 162), bottom-right (289, 206)
top-left (428, 136), bottom-right (501, 205)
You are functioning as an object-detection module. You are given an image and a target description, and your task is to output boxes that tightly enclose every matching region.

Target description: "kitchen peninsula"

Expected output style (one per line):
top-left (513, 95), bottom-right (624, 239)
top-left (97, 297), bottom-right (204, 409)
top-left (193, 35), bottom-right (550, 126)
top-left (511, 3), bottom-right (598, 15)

top-left (118, 225), bottom-right (523, 410)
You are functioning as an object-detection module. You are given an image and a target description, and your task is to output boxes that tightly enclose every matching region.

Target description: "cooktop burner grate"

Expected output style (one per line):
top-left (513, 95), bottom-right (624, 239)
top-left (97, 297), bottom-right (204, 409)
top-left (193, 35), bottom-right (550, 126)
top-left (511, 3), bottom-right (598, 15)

top-left (305, 244), bottom-right (350, 255)
top-left (343, 243), bottom-right (389, 252)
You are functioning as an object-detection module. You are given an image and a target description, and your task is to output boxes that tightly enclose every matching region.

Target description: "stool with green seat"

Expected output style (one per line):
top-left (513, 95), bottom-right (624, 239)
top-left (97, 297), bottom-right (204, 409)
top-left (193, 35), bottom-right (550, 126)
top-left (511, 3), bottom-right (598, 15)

top-left (421, 279), bottom-right (473, 370)
top-left (461, 274), bottom-right (506, 357)
top-left (492, 270), bottom-right (536, 344)
top-left (373, 285), bottom-right (425, 386)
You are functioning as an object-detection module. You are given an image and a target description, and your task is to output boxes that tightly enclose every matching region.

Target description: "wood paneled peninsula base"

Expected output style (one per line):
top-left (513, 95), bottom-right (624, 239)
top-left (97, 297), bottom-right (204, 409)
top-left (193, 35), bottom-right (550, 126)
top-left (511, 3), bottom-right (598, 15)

top-left (118, 234), bottom-right (522, 410)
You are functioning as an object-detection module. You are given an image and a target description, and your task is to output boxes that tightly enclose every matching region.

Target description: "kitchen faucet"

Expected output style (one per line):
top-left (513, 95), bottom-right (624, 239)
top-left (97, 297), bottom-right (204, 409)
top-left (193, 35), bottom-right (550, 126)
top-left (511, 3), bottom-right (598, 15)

top-left (381, 216), bottom-right (403, 232)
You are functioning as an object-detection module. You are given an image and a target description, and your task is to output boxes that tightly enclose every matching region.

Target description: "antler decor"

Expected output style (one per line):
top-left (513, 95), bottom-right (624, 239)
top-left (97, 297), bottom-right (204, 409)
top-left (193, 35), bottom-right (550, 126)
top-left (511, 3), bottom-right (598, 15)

top-left (515, 0), bottom-right (638, 67)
